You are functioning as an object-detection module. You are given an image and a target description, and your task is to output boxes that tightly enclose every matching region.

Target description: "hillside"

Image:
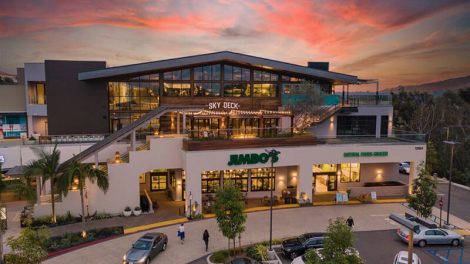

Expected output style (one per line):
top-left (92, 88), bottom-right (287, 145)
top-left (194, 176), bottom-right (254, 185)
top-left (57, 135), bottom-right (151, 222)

top-left (384, 75), bottom-right (470, 94)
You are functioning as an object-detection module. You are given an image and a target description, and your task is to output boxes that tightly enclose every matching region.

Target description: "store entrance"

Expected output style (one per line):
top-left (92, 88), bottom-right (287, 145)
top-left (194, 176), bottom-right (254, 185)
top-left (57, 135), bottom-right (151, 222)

top-left (313, 174), bottom-right (337, 193)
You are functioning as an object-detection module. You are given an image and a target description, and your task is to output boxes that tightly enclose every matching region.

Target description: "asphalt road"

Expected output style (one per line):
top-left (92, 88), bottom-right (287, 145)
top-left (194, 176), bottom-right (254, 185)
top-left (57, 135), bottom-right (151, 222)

top-left (274, 230), bottom-right (469, 264)
top-left (436, 182), bottom-right (470, 223)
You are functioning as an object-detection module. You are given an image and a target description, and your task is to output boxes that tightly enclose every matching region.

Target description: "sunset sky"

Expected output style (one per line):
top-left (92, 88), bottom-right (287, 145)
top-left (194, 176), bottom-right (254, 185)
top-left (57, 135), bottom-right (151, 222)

top-left (1, 0), bottom-right (470, 89)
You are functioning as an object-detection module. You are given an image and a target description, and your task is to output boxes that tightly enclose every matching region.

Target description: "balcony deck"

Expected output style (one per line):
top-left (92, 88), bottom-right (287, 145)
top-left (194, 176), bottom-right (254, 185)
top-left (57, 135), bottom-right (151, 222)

top-left (182, 135), bottom-right (316, 151)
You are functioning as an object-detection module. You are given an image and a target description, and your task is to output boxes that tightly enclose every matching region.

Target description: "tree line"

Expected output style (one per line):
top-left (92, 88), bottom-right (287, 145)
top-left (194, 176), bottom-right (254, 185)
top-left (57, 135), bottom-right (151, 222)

top-left (392, 88), bottom-right (470, 186)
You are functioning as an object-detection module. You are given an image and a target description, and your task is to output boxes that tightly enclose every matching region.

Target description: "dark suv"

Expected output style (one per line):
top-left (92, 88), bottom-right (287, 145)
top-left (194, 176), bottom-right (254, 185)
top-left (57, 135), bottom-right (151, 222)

top-left (281, 233), bottom-right (325, 259)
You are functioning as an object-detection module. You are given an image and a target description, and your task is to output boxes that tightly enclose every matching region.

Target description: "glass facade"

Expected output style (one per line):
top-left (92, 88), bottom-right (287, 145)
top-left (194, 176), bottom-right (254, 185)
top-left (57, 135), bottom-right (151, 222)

top-left (150, 171), bottom-right (168, 191)
top-left (339, 163), bottom-right (360, 183)
top-left (223, 169), bottom-right (248, 192)
top-left (337, 116), bottom-right (377, 136)
top-left (107, 63), bottom-right (331, 133)
top-left (28, 82), bottom-right (46, 104)
top-left (201, 170), bottom-right (221, 193)
top-left (0, 113), bottom-right (27, 139)
top-left (250, 168), bottom-right (275, 191)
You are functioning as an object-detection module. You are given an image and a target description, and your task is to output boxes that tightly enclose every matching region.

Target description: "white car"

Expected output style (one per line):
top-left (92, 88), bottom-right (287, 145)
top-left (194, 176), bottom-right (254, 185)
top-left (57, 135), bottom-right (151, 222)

top-left (393, 251), bottom-right (421, 264)
top-left (399, 162), bottom-right (410, 174)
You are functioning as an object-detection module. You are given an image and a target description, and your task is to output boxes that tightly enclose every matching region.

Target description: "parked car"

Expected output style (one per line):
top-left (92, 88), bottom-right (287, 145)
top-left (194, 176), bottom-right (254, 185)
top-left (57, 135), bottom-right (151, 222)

top-left (399, 162), bottom-right (410, 174)
top-left (397, 227), bottom-right (464, 247)
top-left (393, 251), bottom-right (422, 264)
top-left (291, 247), bottom-right (360, 263)
top-left (123, 232), bottom-right (168, 264)
top-left (282, 233), bottom-right (325, 259)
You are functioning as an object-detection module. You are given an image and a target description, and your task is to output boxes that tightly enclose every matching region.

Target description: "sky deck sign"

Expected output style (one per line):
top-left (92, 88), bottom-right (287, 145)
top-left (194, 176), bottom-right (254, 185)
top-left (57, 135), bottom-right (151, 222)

top-left (228, 152), bottom-right (279, 166)
top-left (207, 101), bottom-right (240, 110)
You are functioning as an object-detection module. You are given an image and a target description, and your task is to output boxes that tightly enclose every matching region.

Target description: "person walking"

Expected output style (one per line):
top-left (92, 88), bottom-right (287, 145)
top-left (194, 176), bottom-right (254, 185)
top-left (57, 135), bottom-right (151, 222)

top-left (346, 216), bottom-right (354, 228)
top-left (203, 229), bottom-right (210, 252)
top-left (178, 223), bottom-right (185, 244)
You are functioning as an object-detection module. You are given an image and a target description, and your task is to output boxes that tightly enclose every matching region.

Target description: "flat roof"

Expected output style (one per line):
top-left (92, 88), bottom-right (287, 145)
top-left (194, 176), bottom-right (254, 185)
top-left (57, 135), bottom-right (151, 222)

top-left (78, 51), bottom-right (358, 84)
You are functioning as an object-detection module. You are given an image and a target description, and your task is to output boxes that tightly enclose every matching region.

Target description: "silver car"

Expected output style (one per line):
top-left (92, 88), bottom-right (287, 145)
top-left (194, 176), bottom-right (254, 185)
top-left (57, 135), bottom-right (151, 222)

top-left (397, 227), bottom-right (464, 247)
top-left (123, 232), bottom-right (168, 264)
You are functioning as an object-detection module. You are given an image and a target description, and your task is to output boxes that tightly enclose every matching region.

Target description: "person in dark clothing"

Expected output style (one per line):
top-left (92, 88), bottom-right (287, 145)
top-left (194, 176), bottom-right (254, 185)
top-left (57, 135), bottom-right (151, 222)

top-left (346, 216), bottom-right (354, 228)
top-left (203, 229), bottom-right (210, 252)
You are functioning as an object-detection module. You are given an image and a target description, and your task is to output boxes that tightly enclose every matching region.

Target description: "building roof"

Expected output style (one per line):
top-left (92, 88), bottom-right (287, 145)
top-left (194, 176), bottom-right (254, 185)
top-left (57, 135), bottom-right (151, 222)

top-left (78, 51), bottom-right (359, 84)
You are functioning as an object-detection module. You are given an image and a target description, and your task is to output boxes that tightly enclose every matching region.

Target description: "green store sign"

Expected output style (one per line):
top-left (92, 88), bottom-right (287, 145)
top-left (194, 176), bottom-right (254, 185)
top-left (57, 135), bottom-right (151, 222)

top-left (343, 151), bottom-right (388, 157)
top-left (228, 152), bottom-right (279, 166)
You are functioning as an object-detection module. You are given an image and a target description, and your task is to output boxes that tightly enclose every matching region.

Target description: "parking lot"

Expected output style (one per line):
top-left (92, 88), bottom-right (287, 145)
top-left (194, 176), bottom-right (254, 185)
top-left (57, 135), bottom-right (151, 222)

top-left (276, 229), bottom-right (469, 264)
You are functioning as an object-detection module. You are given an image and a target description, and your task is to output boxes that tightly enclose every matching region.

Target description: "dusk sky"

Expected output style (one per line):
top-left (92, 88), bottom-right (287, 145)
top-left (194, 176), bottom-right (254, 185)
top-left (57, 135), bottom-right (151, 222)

top-left (1, 0), bottom-right (470, 89)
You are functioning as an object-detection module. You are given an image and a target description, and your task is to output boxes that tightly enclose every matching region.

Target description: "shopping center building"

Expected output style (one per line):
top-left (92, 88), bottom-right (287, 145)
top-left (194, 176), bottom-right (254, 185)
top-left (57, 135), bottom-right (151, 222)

top-left (0, 51), bottom-right (426, 217)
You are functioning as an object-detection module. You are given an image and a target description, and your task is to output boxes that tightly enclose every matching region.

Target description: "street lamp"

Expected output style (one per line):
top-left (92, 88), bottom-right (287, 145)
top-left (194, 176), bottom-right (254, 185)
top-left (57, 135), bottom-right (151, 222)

top-left (265, 148), bottom-right (280, 251)
top-left (189, 192), bottom-right (193, 220)
top-left (443, 140), bottom-right (458, 225)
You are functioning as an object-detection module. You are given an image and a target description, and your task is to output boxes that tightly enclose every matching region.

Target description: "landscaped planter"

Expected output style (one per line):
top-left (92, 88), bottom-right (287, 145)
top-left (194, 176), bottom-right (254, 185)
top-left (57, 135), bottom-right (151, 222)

top-left (133, 207), bottom-right (142, 216)
top-left (123, 207), bottom-right (132, 217)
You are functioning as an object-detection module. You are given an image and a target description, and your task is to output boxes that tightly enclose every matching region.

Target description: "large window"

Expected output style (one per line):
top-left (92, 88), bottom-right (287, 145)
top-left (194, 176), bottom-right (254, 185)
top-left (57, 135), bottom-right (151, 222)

top-left (224, 65), bottom-right (250, 81)
top-left (28, 82), bottom-right (46, 104)
top-left (194, 65), bottom-right (221, 81)
top-left (337, 116), bottom-right (376, 136)
top-left (163, 83), bottom-right (191, 96)
top-left (313, 164), bottom-right (337, 173)
top-left (381, 116), bottom-right (388, 137)
top-left (254, 71), bottom-right (278, 82)
top-left (164, 69), bottom-right (190, 80)
top-left (253, 84), bottom-right (277, 97)
top-left (150, 171), bottom-right (167, 191)
top-left (230, 118), bottom-right (259, 137)
top-left (201, 171), bottom-right (221, 193)
top-left (339, 163), bottom-right (360, 183)
top-left (193, 83), bottom-right (221, 96)
top-left (223, 169), bottom-right (248, 192)
top-left (223, 83), bottom-right (251, 97)
top-left (250, 168), bottom-right (275, 191)
top-left (108, 77), bottom-right (159, 111)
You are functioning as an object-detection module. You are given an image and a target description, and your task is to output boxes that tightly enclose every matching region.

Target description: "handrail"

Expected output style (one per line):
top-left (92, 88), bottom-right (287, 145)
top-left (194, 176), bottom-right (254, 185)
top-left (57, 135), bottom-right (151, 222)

top-left (143, 189), bottom-right (154, 213)
top-left (61, 105), bottom-right (204, 167)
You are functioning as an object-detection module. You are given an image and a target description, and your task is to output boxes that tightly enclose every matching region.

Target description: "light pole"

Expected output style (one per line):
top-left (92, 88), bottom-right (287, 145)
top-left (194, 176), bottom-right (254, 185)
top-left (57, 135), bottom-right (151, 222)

top-left (189, 192), bottom-right (193, 220)
top-left (265, 148), bottom-right (280, 251)
top-left (443, 140), bottom-right (457, 225)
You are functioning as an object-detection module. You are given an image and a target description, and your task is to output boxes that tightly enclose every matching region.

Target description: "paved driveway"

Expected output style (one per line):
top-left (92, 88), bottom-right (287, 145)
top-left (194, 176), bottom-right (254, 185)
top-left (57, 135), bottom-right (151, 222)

top-left (437, 182), bottom-right (470, 223)
top-left (43, 203), bottom-right (470, 264)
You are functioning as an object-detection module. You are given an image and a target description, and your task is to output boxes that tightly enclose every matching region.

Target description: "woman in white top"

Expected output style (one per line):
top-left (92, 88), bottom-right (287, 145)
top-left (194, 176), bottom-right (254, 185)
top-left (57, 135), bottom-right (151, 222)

top-left (177, 223), bottom-right (185, 244)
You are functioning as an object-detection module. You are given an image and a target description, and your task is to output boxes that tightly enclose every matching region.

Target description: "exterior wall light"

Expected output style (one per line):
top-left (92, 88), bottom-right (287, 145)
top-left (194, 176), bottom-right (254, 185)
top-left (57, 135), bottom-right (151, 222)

top-left (114, 151), bottom-right (121, 163)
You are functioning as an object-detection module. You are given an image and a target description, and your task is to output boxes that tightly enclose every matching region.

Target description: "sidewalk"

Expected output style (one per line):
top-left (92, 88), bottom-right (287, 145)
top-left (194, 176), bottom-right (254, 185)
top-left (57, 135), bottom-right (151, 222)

top-left (42, 203), bottom-right (470, 264)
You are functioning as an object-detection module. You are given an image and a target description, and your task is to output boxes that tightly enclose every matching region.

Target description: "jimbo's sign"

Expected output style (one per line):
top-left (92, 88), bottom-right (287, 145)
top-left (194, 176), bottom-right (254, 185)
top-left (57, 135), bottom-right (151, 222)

top-left (228, 152), bottom-right (279, 166)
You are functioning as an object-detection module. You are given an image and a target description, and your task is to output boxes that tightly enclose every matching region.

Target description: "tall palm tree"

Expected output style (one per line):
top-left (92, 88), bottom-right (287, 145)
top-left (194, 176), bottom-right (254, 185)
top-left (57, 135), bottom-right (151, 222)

top-left (24, 145), bottom-right (63, 223)
top-left (58, 160), bottom-right (109, 235)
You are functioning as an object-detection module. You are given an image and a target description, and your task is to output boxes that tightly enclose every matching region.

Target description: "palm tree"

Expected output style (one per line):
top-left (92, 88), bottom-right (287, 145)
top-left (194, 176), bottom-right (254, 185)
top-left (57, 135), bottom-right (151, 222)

top-left (24, 145), bottom-right (63, 223)
top-left (58, 160), bottom-right (109, 235)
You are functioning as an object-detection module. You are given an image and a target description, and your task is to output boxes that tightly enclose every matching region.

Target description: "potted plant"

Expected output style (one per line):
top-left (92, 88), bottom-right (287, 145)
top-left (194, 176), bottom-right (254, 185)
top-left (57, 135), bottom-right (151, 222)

top-left (123, 206), bottom-right (132, 217)
top-left (133, 206), bottom-right (142, 216)
top-left (27, 136), bottom-right (37, 144)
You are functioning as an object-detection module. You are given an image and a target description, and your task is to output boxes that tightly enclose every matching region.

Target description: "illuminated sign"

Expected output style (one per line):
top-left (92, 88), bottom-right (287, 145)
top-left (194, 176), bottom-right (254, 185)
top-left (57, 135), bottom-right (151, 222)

top-left (343, 151), bottom-right (388, 157)
top-left (228, 152), bottom-right (279, 166)
top-left (207, 102), bottom-right (240, 110)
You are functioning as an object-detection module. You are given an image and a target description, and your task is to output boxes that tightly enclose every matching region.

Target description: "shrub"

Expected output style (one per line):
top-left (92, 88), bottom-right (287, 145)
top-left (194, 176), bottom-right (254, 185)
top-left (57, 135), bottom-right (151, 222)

top-left (246, 243), bottom-right (268, 261)
top-left (210, 250), bottom-right (229, 263)
top-left (124, 206), bottom-right (131, 211)
top-left (94, 211), bottom-right (112, 220)
top-left (134, 206), bottom-right (141, 211)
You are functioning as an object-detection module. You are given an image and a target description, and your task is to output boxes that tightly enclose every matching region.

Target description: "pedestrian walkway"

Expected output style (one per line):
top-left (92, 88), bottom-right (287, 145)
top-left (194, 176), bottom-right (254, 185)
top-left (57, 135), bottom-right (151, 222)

top-left (42, 203), bottom-right (470, 264)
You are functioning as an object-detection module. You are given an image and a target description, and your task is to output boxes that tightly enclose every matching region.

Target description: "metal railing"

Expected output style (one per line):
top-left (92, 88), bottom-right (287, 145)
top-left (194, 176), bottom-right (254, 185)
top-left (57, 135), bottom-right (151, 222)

top-left (316, 131), bottom-right (426, 144)
top-left (186, 127), bottom-right (298, 140)
top-left (347, 94), bottom-right (392, 106)
top-left (26, 134), bottom-right (107, 145)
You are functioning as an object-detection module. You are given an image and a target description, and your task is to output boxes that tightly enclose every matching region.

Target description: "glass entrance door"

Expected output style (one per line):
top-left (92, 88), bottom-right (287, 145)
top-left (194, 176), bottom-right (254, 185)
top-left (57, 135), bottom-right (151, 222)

top-left (313, 174), bottom-right (337, 192)
top-left (327, 175), bottom-right (337, 191)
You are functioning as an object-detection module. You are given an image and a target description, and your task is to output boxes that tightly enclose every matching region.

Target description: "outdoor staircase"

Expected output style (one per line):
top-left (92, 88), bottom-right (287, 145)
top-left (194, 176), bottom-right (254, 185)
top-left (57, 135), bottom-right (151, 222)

top-left (311, 105), bottom-right (342, 124)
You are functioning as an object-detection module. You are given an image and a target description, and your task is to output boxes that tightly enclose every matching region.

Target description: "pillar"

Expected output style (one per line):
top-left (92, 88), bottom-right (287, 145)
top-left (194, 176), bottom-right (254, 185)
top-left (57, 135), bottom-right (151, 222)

top-left (297, 164), bottom-right (313, 203)
top-left (182, 113), bottom-right (187, 133)
top-left (184, 169), bottom-right (202, 217)
top-left (175, 169), bottom-right (183, 201)
top-left (130, 131), bottom-right (136, 151)
top-left (36, 176), bottom-right (42, 204)
top-left (375, 115), bottom-right (381, 138)
top-left (408, 161), bottom-right (416, 195)
top-left (176, 112), bottom-right (180, 134)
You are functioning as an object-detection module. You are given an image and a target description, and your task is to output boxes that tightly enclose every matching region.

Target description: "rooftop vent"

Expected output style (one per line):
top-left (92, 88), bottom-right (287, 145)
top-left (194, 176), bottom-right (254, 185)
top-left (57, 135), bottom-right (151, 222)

top-left (308, 62), bottom-right (329, 71)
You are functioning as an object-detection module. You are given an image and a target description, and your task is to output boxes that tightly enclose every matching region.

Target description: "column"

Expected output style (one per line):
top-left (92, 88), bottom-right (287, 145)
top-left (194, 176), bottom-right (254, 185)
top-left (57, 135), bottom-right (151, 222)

top-left (176, 112), bottom-right (180, 134)
top-left (36, 176), bottom-right (42, 205)
top-left (182, 113), bottom-right (186, 133)
top-left (375, 115), bottom-right (381, 138)
top-left (175, 169), bottom-right (183, 201)
top-left (130, 131), bottom-right (136, 151)
top-left (297, 164), bottom-right (313, 203)
top-left (27, 115), bottom-right (34, 136)
top-left (184, 170), bottom-right (202, 217)
top-left (408, 161), bottom-right (416, 195)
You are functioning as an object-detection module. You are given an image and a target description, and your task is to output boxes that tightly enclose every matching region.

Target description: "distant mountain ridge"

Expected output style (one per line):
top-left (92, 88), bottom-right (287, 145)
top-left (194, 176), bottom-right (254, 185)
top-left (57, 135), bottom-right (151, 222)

top-left (384, 75), bottom-right (470, 93)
